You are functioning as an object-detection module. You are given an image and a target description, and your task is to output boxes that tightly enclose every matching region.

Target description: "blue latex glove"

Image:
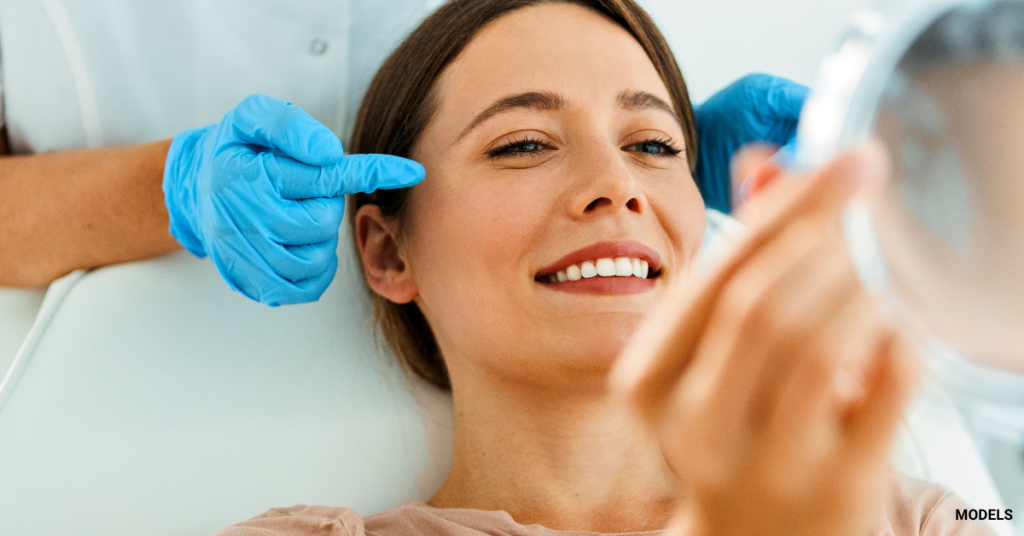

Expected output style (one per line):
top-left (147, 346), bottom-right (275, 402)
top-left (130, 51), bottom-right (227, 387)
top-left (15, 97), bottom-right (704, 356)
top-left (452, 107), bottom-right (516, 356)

top-left (694, 74), bottom-right (809, 213)
top-left (163, 95), bottom-right (424, 306)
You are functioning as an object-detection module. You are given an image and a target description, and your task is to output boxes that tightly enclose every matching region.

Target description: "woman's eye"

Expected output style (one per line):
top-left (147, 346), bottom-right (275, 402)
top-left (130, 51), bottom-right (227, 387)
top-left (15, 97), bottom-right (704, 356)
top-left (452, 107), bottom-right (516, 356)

top-left (487, 138), bottom-right (550, 159)
top-left (624, 139), bottom-right (682, 157)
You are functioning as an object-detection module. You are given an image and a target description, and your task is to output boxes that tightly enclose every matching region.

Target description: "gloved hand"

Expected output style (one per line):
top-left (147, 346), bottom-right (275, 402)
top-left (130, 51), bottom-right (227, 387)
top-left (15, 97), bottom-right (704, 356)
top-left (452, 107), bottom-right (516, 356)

top-left (163, 94), bottom-right (424, 306)
top-left (694, 74), bottom-right (809, 213)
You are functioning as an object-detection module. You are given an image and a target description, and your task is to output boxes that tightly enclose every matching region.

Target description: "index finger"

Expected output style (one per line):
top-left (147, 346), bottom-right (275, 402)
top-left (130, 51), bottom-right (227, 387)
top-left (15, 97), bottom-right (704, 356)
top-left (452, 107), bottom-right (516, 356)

top-left (325, 154), bottom-right (426, 195)
top-left (611, 142), bottom-right (888, 421)
top-left (229, 95), bottom-right (345, 166)
top-left (267, 153), bottom-right (425, 200)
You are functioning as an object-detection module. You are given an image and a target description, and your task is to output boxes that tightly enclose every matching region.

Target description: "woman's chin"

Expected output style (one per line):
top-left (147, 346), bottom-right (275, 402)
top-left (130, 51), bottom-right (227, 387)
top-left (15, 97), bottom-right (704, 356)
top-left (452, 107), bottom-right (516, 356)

top-left (554, 320), bottom-right (644, 369)
top-left (455, 313), bottom-right (648, 387)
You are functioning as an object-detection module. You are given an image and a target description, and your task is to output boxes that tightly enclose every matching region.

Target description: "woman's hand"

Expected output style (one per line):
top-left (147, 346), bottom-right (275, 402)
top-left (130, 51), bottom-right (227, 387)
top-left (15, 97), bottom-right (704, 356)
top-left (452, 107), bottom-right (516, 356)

top-left (612, 142), bottom-right (920, 536)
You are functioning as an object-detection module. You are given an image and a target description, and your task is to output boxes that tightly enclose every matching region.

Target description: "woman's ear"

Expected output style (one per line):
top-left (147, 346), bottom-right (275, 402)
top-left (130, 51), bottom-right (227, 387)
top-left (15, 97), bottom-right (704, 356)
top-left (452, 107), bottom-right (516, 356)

top-left (355, 205), bottom-right (418, 304)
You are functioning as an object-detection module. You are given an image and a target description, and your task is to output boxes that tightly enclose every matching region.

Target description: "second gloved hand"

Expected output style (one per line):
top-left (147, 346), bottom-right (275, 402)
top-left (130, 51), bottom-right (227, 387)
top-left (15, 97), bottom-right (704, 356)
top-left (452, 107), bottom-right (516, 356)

top-left (163, 95), bottom-right (424, 306)
top-left (694, 74), bottom-right (809, 213)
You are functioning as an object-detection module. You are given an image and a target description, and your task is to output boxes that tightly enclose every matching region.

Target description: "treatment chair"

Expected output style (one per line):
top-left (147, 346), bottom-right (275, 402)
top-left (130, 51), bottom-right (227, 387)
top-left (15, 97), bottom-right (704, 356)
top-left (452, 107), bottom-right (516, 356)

top-left (0, 226), bottom-right (453, 535)
top-left (0, 212), bottom-right (1011, 536)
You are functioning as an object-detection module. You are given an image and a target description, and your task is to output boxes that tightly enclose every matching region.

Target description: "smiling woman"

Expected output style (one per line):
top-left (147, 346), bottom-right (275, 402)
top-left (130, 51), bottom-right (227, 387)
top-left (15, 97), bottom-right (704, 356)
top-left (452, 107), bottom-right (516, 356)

top-left (349, 0), bottom-right (700, 390)
top-left (213, 1), bottom-right (992, 535)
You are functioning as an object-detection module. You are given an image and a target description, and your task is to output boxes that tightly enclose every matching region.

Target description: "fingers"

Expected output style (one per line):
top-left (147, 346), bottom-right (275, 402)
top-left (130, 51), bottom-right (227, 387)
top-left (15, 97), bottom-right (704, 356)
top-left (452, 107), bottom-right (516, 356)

top-left (678, 224), bottom-right (858, 478)
top-left (326, 154), bottom-right (426, 195)
top-left (762, 292), bottom-right (883, 464)
top-left (205, 179), bottom-right (343, 300)
top-left (264, 154), bottom-right (335, 200)
top-left (623, 224), bottom-right (850, 482)
top-left (230, 192), bottom-right (340, 281)
top-left (625, 141), bottom-right (902, 536)
top-left (234, 243), bottom-right (339, 306)
top-left (733, 235), bottom-right (860, 429)
top-left (253, 254), bottom-right (340, 307)
top-left (761, 75), bottom-right (810, 129)
top-left (751, 291), bottom-right (916, 507)
top-left (229, 95), bottom-right (345, 166)
top-left (737, 142), bottom-right (882, 231)
top-left (252, 237), bottom-right (340, 284)
top-left (841, 332), bottom-right (921, 467)
top-left (679, 219), bottom-right (824, 429)
top-left (253, 195), bottom-right (345, 247)
top-left (209, 234), bottom-right (339, 306)
top-left (265, 152), bottom-right (424, 200)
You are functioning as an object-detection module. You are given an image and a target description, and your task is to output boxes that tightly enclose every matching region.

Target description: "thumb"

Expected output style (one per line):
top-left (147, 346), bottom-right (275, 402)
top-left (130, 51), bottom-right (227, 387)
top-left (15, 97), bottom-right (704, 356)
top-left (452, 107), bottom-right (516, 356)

top-left (759, 76), bottom-right (810, 146)
top-left (763, 76), bottom-right (810, 122)
top-left (227, 95), bottom-right (345, 166)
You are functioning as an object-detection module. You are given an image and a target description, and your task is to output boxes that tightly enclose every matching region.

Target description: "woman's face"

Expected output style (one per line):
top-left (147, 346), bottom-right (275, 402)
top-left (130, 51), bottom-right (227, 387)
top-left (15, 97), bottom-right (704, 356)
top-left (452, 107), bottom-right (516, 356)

top-left (372, 3), bottom-right (705, 388)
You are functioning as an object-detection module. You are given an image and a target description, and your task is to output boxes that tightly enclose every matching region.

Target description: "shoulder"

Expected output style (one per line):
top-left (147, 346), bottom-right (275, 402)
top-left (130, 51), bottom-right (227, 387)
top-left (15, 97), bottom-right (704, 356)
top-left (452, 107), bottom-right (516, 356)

top-left (877, 475), bottom-right (997, 536)
top-left (210, 505), bottom-right (366, 536)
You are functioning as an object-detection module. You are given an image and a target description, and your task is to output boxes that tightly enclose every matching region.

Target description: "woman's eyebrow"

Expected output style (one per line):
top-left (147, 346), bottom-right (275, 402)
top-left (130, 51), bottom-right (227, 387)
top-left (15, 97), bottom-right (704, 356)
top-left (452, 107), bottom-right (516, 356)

top-left (617, 90), bottom-right (681, 126)
top-left (455, 90), bottom-right (679, 143)
top-left (457, 91), bottom-right (566, 141)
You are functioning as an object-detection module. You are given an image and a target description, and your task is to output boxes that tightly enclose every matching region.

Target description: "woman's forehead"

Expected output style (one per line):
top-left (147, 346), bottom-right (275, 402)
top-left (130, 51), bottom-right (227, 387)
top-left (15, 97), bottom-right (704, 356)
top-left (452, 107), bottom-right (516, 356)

top-left (430, 3), bottom-right (673, 136)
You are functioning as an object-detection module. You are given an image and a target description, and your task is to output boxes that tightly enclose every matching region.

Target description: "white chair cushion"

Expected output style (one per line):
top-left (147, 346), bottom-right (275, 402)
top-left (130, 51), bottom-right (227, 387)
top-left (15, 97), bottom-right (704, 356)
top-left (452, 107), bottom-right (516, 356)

top-left (0, 229), bottom-right (453, 536)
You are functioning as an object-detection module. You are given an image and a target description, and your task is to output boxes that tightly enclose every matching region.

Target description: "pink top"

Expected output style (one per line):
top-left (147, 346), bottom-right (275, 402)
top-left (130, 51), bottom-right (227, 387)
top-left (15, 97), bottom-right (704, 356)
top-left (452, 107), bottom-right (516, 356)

top-left (211, 477), bottom-right (993, 536)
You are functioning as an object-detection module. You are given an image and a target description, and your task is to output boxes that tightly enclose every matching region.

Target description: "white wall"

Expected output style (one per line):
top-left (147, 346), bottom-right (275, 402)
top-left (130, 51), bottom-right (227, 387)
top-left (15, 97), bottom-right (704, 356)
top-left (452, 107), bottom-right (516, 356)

top-left (640, 0), bottom-right (873, 102)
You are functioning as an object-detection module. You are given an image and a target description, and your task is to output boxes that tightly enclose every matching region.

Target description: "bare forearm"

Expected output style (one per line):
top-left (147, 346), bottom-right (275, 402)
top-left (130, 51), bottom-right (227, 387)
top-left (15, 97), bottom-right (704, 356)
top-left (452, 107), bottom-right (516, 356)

top-left (0, 139), bottom-right (181, 287)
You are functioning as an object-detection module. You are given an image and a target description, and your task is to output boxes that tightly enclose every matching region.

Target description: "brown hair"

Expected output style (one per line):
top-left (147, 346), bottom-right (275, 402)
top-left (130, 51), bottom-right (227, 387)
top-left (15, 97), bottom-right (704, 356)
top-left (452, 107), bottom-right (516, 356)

top-left (348, 0), bottom-right (697, 390)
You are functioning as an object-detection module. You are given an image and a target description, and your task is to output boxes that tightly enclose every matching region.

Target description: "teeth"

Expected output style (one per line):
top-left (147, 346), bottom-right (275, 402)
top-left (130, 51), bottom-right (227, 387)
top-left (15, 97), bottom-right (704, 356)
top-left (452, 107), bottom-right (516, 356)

top-left (614, 257), bottom-right (632, 276)
top-left (580, 261), bottom-right (597, 278)
top-left (543, 257), bottom-right (655, 283)
top-left (595, 258), bottom-right (616, 277)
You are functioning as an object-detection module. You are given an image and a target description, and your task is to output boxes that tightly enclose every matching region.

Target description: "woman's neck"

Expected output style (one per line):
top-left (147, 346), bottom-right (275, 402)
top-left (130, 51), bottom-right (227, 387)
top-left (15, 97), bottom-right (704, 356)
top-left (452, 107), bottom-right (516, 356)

top-left (427, 366), bottom-right (681, 532)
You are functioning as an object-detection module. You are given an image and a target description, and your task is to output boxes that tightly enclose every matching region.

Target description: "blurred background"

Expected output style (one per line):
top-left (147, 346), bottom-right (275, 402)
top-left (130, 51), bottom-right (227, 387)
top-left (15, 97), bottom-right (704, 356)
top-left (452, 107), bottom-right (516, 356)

top-left (642, 0), bottom-right (870, 101)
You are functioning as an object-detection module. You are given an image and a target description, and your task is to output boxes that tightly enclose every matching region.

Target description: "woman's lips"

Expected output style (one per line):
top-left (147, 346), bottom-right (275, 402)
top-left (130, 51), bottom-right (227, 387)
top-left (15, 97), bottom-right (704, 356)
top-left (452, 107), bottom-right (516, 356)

top-left (534, 240), bottom-right (662, 295)
top-left (540, 275), bottom-right (656, 295)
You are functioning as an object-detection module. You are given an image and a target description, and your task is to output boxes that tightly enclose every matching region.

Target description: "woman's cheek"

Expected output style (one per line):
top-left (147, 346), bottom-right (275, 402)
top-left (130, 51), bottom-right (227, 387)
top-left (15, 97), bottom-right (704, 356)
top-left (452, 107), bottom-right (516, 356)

top-left (420, 177), bottom-right (542, 366)
top-left (649, 175), bottom-right (706, 265)
top-left (414, 169), bottom-right (540, 295)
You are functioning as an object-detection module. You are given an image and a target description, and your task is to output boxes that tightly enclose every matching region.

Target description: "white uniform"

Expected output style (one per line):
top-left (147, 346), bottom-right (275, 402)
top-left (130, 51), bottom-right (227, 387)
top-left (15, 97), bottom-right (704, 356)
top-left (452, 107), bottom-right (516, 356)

top-left (0, 0), bottom-right (443, 153)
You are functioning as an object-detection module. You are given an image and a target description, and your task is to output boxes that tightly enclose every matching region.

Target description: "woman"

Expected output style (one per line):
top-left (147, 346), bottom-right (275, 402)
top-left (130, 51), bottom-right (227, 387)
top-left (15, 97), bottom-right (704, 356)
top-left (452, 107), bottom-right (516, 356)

top-left (216, 1), bottom-right (990, 534)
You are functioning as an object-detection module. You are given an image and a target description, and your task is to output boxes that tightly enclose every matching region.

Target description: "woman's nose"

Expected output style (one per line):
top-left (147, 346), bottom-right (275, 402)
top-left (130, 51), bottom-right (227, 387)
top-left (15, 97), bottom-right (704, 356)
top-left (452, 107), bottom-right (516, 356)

top-left (567, 147), bottom-right (645, 218)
